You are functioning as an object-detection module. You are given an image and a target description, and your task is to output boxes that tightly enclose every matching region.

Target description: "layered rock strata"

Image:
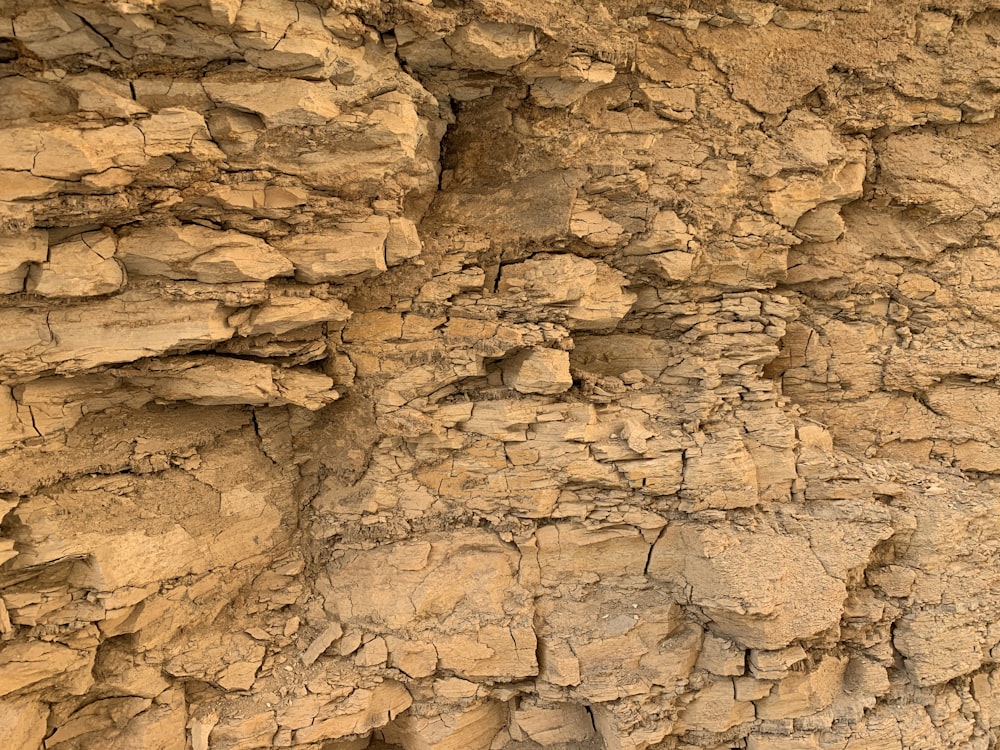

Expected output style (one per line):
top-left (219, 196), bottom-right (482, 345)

top-left (3, 1), bottom-right (1000, 749)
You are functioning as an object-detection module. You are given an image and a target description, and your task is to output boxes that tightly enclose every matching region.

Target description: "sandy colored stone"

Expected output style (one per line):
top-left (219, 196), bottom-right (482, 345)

top-left (748, 644), bottom-right (807, 680)
top-left (278, 217), bottom-right (390, 282)
top-left (63, 72), bottom-right (146, 119)
top-left (0, 641), bottom-right (92, 698)
top-left (0, 291), bottom-right (236, 377)
top-left (674, 678), bottom-right (755, 733)
top-left (0, 230), bottom-right (47, 293)
top-left (117, 224), bottom-right (293, 283)
top-left (511, 700), bottom-right (595, 746)
top-left (0, 76), bottom-right (77, 121)
top-left (30, 125), bottom-right (146, 180)
top-left (26, 232), bottom-right (124, 297)
top-left (44, 696), bottom-right (152, 748)
top-left (6, 438), bottom-right (288, 591)
top-left (324, 530), bottom-right (536, 681)
top-left (433, 171), bottom-right (580, 242)
top-left (386, 216), bottom-right (423, 265)
top-left (696, 634), bottom-right (746, 677)
top-left (680, 429), bottom-right (759, 510)
top-left (12, 3), bottom-right (108, 59)
top-left (0, 696), bottom-right (48, 750)
top-left (294, 681), bottom-right (412, 743)
top-left (0, 385), bottom-right (37, 451)
top-left (385, 636), bottom-right (438, 678)
top-left (380, 700), bottom-right (506, 750)
top-left (571, 206), bottom-right (624, 247)
top-left (447, 21), bottom-right (536, 71)
top-left (502, 347), bottom-right (573, 394)
top-left (648, 522), bottom-right (846, 650)
top-left (210, 711), bottom-right (277, 750)
top-left (116, 355), bottom-right (339, 410)
top-left (535, 523), bottom-right (651, 585)
top-left (755, 656), bottom-right (848, 720)
top-left (3, 3), bottom-right (1000, 749)
top-left (498, 253), bottom-right (636, 330)
top-left (204, 78), bottom-right (342, 127)
top-left (234, 296), bottom-right (351, 336)
top-left (138, 107), bottom-right (222, 160)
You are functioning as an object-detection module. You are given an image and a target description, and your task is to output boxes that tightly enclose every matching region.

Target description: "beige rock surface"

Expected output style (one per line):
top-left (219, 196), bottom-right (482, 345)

top-left (1, 2), bottom-right (999, 749)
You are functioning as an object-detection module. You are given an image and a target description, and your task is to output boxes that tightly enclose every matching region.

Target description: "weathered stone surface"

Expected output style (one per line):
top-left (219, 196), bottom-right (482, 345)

top-left (117, 225), bottom-right (293, 283)
top-left (502, 347), bottom-right (573, 395)
top-left (447, 22), bottom-right (536, 71)
top-left (511, 699), bottom-right (595, 746)
top-left (233, 295), bottom-right (351, 337)
top-left (6, 434), bottom-right (291, 592)
top-left (0, 230), bottom-right (47, 293)
top-left (3, 3), bottom-right (1000, 749)
top-left (324, 531), bottom-right (536, 681)
top-left (0, 292), bottom-right (235, 378)
top-left (293, 681), bottom-right (412, 743)
top-left (0, 76), bottom-right (77, 122)
top-left (433, 171), bottom-right (581, 242)
top-left (278, 216), bottom-right (390, 282)
top-left (648, 521), bottom-right (846, 650)
top-left (203, 78), bottom-right (342, 127)
top-left (0, 641), bottom-right (93, 698)
top-left (385, 217), bottom-right (423, 266)
top-left (497, 254), bottom-right (636, 330)
top-left (210, 710), bottom-right (277, 750)
top-left (380, 699), bottom-right (505, 750)
top-left (26, 232), bottom-right (124, 297)
top-left (12, 3), bottom-right (109, 59)
top-left (0, 696), bottom-right (48, 750)
top-left (116, 356), bottom-right (339, 410)
top-left (674, 678), bottom-right (755, 733)
top-left (525, 54), bottom-right (617, 107)
top-left (755, 656), bottom-right (848, 721)
top-left (680, 428), bottom-right (759, 510)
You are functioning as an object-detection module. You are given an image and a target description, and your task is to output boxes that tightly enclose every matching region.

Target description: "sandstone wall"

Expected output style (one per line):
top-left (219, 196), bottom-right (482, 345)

top-left (2, 1), bottom-right (1000, 748)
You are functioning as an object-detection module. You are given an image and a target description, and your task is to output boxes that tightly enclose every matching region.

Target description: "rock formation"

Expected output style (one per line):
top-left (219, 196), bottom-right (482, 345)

top-left (2, 0), bottom-right (1000, 748)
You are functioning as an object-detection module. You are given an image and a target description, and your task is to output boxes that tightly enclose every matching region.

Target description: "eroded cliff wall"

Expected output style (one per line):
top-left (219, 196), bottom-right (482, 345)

top-left (2, 1), bottom-right (1000, 748)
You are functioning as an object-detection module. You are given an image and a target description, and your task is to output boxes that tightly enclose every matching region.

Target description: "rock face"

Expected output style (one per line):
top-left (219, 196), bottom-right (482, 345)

top-left (2, 1), bottom-right (1000, 749)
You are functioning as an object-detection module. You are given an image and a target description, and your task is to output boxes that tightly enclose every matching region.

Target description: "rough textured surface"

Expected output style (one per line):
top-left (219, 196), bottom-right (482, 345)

top-left (3, 1), bottom-right (1000, 748)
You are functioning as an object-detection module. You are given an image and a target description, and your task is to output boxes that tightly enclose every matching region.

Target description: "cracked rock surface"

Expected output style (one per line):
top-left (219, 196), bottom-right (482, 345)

top-left (3, 1), bottom-right (1000, 748)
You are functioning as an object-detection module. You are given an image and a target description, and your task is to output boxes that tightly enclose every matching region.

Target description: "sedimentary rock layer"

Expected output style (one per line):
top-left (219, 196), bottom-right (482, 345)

top-left (3, 1), bottom-right (1000, 749)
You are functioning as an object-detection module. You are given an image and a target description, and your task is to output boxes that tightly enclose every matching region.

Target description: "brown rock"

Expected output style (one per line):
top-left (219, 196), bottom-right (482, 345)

top-left (380, 700), bottom-right (506, 750)
top-left (0, 641), bottom-right (92, 698)
top-left (0, 696), bottom-right (48, 750)
top-left (26, 232), bottom-right (124, 297)
top-left (502, 347), bottom-right (573, 394)
top-left (511, 700), bottom-right (595, 745)
top-left (294, 681), bottom-right (411, 743)
top-left (278, 217), bottom-right (390, 282)
top-left (674, 678), bottom-right (755, 733)
top-left (447, 22), bottom-right (536, 71)
top-left (0, 230), bottom-right (47, 293)
top-left (3, 3), bottom-right (1000, 748)
top-left (117, 225), bottom-right (293, 283)
top-left (648, 522), bottom-right (846, 650)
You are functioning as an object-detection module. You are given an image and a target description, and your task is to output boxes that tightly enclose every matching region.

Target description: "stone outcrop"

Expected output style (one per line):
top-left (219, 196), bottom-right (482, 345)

top-left (2, 1), bottom-right (1000, 749)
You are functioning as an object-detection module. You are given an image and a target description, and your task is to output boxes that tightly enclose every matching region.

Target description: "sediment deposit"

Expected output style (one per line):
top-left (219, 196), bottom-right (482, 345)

top-left (3, 1), bottom-right (1000, 748)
